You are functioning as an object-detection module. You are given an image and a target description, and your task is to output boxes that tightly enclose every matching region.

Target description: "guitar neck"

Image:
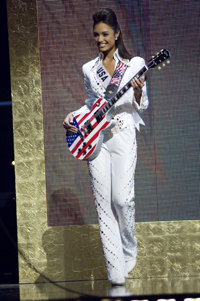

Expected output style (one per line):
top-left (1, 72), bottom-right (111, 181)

top-left (99, 65), bottom-right (148, 115)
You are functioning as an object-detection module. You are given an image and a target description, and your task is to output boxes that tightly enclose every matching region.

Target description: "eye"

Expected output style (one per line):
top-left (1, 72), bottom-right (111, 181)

top-left (103, 33), bottom-right (108, 37)
top-left (93, 32), bottom-right (98, 37)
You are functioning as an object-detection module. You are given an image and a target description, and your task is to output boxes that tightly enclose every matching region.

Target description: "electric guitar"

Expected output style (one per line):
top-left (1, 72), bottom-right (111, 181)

top-left (66, 49), bottom-right (170, 161)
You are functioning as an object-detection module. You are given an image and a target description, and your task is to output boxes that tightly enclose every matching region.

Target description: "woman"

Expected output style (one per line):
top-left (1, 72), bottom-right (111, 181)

top-left (63, 8), bottom-right (149, 285)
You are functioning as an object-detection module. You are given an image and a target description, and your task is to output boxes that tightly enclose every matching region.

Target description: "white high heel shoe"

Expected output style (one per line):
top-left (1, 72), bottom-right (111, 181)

top-left (110, 276), bottom-right (125, 286)
top-left (126, 258), bottom-right (137, 273)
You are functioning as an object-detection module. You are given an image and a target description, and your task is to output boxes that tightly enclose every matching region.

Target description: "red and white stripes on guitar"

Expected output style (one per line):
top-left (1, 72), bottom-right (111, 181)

top-left (67, 98), bottom-right (110, 160)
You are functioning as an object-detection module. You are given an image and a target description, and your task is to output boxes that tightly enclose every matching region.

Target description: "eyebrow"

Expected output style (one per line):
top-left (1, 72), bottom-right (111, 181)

top-left (93, 31), bottom-right (110, 34)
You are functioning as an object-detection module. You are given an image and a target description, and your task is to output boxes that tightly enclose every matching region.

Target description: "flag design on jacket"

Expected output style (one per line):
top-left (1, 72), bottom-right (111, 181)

top-left (110, 62), bottom-right (127, 86)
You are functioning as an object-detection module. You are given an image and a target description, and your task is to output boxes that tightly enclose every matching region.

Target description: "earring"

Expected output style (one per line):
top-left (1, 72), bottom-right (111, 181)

top-left (115, 38), bottom-right (118, 41)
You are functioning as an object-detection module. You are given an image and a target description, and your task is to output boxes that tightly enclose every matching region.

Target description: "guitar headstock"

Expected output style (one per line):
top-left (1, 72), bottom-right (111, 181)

top-left (148, 49), bottom-right (170, 70)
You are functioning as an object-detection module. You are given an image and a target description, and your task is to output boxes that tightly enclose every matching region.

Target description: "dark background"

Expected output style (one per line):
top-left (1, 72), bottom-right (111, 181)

top-left (0, 0), bottom-right (18, 284)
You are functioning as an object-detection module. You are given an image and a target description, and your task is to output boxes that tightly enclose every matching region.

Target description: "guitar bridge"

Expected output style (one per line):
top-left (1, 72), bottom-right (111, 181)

top-left (94, 110), bottom-right (103, 123)
top-left (84, 120), bottom-right (94, 133)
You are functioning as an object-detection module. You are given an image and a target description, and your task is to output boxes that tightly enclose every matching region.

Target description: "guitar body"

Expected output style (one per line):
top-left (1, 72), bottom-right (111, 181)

top-left (66, 97), bottom-right (116, 161)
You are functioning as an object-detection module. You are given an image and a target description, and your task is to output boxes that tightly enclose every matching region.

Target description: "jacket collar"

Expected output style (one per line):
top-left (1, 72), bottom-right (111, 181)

top-left (92, 48), bottom-right (131, 70)
top-left (113, 49), bottom-right (130, 66)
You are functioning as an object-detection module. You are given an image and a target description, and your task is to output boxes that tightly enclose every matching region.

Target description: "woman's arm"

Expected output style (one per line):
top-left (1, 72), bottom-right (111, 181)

top-left (131, 77), bottom-right (145, 105)
top-left (131, 58), bottom-right (149, 112)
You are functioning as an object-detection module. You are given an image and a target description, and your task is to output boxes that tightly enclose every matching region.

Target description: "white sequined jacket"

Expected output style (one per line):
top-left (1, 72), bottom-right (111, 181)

top-left (73, 49), bottom-right (149, 132)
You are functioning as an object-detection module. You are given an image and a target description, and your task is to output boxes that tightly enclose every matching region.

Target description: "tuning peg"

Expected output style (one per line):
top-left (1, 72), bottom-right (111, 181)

top-left (152, 56), bottom-right (155, 58)
top-left (167, 60), bottom-right (170, 64)
top-left (162, 63), bottom-right (166, 67)
top-left (158, 66), bottom-right (162, 70)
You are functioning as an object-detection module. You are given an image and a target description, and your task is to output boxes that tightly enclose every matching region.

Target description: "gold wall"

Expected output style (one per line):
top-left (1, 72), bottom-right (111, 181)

top-left (7, 0), bottom-right (200, 284)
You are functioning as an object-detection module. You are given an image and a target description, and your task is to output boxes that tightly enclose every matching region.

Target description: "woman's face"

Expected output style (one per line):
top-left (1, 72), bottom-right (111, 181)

top-left (93, 22), bottom-right (119, 54)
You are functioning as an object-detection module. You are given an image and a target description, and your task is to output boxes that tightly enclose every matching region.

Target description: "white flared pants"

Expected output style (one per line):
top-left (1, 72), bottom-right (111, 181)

top-left (88, 127), bottom-right (137, 281)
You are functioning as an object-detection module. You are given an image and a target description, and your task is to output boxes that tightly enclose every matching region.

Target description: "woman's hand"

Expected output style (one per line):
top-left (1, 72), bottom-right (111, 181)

top-left (131, 78), bottom-right (145, 105)
top-left (63, 113), bottom-right (78, 133)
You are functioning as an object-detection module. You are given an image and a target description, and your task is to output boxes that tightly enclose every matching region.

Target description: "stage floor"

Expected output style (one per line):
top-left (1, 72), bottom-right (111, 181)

top-left (1, 276), bottom-right (200, 301)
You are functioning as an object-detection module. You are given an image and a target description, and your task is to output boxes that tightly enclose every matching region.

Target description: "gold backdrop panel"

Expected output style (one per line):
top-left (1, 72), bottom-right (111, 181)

top-left (7, 0), bottom-right (48, 283)
top-left (7, 0), bottom-right (200, 287)
top-left (134, 220), bottom-right (200, 279)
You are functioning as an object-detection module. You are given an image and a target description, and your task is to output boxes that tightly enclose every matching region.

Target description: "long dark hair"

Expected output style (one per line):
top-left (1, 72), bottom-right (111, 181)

top-left (93, 8), bottom-right (133, 60)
